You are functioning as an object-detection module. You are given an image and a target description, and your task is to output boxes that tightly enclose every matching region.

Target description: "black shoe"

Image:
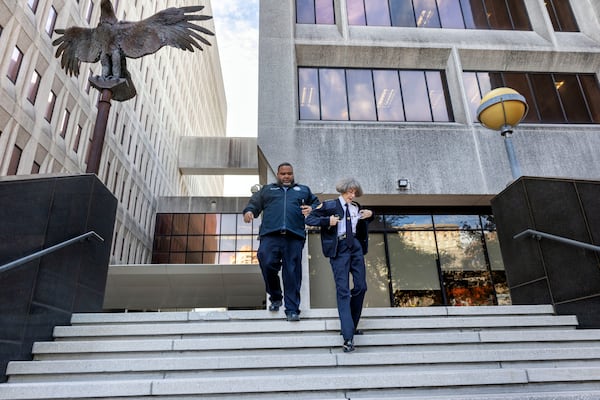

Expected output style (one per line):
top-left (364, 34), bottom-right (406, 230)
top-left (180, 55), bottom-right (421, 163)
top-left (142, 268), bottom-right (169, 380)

top-left (286, 312), bottom-right (300, 322)
top-left (268, 300), bottom-right (282, 311)
top-left (340, 329), bottom-right (364, 335)
top-left (343, 339), bottom-right (355, 353)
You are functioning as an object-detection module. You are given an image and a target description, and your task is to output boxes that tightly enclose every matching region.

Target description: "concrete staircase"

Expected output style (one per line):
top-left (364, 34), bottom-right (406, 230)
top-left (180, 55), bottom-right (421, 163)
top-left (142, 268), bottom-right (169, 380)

top-left (2, 305), bottom-right (600, 399)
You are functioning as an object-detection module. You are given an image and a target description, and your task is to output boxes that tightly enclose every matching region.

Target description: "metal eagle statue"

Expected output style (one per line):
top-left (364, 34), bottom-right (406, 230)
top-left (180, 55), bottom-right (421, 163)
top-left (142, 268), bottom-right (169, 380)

top-left (52, 0), bottom-right (214, 101)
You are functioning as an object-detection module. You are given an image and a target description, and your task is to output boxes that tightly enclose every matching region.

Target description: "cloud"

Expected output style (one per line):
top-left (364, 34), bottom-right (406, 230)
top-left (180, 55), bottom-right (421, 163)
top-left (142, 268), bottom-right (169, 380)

top-left (212, 0), bottom-right (259, 138)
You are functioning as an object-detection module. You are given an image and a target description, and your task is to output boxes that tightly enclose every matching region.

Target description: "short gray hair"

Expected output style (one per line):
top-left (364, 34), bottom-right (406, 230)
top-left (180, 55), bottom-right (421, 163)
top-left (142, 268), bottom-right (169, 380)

top-left (335, 177), bottom-right (363, 197)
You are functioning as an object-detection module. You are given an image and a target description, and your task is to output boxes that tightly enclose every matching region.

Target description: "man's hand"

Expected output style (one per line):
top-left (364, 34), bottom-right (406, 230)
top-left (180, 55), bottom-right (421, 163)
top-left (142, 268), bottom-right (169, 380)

top-left (329, 215), bottom-right (340, 226)
top-left (243, 211), bottom-right (254, 223)
top-left (301, 205), bottom-right (312, 217)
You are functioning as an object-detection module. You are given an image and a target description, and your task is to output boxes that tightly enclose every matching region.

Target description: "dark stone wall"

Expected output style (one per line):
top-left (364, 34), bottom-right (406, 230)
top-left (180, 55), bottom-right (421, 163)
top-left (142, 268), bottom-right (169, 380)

top-left (0, 174), bottom-right (116, 382)
top-left (491, 176), bottom-right (600, 328)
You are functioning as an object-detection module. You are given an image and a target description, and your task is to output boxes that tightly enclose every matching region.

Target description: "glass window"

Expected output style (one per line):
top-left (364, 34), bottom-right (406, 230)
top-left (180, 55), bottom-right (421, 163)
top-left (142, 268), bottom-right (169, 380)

top-left (390, 0), bottom-right (416, 27)
top-left (437, 0), bottom-right (465, 29)
top-left (554, 74), bottom-right (590, 123)
top-left (86, 0), bottom-right (94, 24)
top-left (319, 69), bottom-right (349, 120)
top-left (580, 75), bottom-right (600, 123)
top-left (529, 73), bottom-right (564, 123)
top-left (220, 214), bottom-right (238, 235)
top-left (426, 71), bottom-right (451, 122)
top-left (373, 70), bottom-right (405, 121)
top-left (296, 0), bottom-right (315, 24)
top-left (172, 214), bottom-right (189, 234)
top-left (31, 161), bottom-right (41, 174)
top-left (545, 0), bottom-right (578, 32)
top-left (347, 0), bottom-right (367, 25)
top-left (59, 109), bottom-right (71, 138)
top-left (365, 0), bottom-right (391, 26)
top-left (483, 0), bottom-right (512, 30)
top-left (506, 0), bottom-right (531, 30)
top-left (27, 71), bottom-right (42, 104)
top-left (28, 0), bottom-right (39, 13)
top-left (7, 47), bottom-right (23, 83)
top-left (73, 125), bottom-right (82, 153)
top-left (45, 6), bottom-right (58, 36)
top-left (188, 214), bottom-right (206, 234)
top-left (413, 0), bottom-right (441, 28)
top-left (45, 91), bottom-right (57, 122)
top-left (298, 68), bottom-right (320, 120)
top-left (315, 0), bottom-right (335, 24)
top-left (433, 214), bottom-right (482, 230)
top-left (347, 69), bottom-right (377, 121)
top-left (401, 71), bottom-right (432, 121)
top-left (363, 233), bottom-right (391, 307)
top-left (8, 145), bottom-right (22, 175)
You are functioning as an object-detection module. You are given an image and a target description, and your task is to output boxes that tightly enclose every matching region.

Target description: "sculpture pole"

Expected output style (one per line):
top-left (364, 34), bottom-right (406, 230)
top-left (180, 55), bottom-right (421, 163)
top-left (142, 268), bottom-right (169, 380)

top-left (86, 88), bottom-right (112, 174)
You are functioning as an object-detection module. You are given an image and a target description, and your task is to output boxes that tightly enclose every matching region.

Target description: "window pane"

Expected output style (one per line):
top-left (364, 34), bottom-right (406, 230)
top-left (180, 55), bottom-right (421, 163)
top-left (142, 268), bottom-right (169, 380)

top-left (236, 214), bottom-right (253, 234)
top-left (204, 236), bottom-right (219, 252)
top-left (400, 71), bottom-right (432, 121)
top-left (347, 69), bottom-right (376, 121)
top-left (433, 214), bottom-right (482, 230)
top-left (45, 91), bottom-right (57, 122)
top-left (347, 0), bottom-right (366, 25)
top-left (580, 75), bottom-right (600, 123)
top-left (315, 0), bottom-right (334, 24)
top-left (45, 6), bottom-right (58, 36)
top-left (373, 70), bottom-right (405, 121)
top-left (462, 0), bottom-right (488, 28)
top-left (188, 214), bottom-right (205, 234)
top-left (296, 0), bottom-right (315, 24)
top-left (298, 68), bottom-right (320, 120)
top-left (363, 233), bottom-right (391, 307)
top-left (554, 74), bottom-right (591, 123)
top-left (319, 69), bottom-right (348, 120)
top-left (437, 0), bottom-right (465, 29)
top-left (484, 0), bottom-right (512, 30)
top-left (502, 72), bottom-right (538, 123)
top-left (220, 214), bottom-right (237, 234)
top-left (28, 0), bottom-right (39, 12)
top-left (365, 0), bottom-right (390, 26)
top-left (7, 47), bottom-right (23, 83)
top-left (187, 236), bottom-right (204, 251)
top-left (170, 236), bottom-right (187, 251)
top-left (27, 71), bottom-right (41, 104)
top-left (220, 235), bottom-right (236, 251)
top-left (545, 0), bottom-right (578, 32)
top-left (386, 214), bottom-right (434, 229)
top-left (172, 214), bottom-right (189, 234)
top-left (59, 109), bottom-right (70, 138)
top-left (155, 214), bottom-right (173, 235)
top-left (426, 71), bottom-right (451, 122)
top-left (390, 0), bottom-right (416, 27)
top-left (529, 74), bottom-right (565, 123)
top-left (389, 231), bottom-right (443, 307)
top-left (413, 0), bottom-right (441, 28)
top-left (506, 0), bottom-right (531, 30)
top-left (463, 72), bottom-right (481, 122)
top-left (236, 235), bottom-right (253, 251)
top-left (8, 145), bottom-right (22, 175)
top-left (204, 214), bottom-right (220, 234)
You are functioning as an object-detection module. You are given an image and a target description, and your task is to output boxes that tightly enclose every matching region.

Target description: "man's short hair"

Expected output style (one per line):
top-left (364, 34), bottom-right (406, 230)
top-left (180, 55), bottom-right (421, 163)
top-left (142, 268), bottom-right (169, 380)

top-left (277, 162), bottom-right (293, 172)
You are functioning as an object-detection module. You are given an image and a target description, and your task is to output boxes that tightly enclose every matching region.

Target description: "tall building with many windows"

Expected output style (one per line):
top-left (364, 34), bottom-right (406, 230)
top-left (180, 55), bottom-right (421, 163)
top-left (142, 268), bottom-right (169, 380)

top-left (1, 0), bottom-right (226, 264)
top-left (250, 0), bottom-right (600, 308)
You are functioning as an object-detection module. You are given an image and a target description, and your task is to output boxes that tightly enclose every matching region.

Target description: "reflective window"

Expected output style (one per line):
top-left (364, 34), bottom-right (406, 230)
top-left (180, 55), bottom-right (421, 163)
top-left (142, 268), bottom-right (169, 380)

top-left (45, 91), bottom-right (57, 122)
top-left (152, 213), bottom-right (260, 265)
top-left (73, 125), bottom-right (83, 153)
top-left (310, 212), bottom-right (508, 308)
top-left (59, 109), bottom-right (71, 138)
top-left (300, 67), bottom-right (453, 122)
top-left (297, 0), bottom-right (334, 24)
top-left (27, 70), bottom-right (42, 104)
top-left (545, 0), bottom-right (578, 32)
top-left (45, 6), bottom-right (58, 36)
top-left (27, 0), bottom-right (39, 13)
top-left (8, 145), bottom-right (22, 175)
top-left (7, 47), bottom-right (23, 83)
top-left (347, 69), bottom-right (377, 120)
top-left (465, 71), bottom-right (600, 124)
top-left (343, 0), bottom-right (531, 30)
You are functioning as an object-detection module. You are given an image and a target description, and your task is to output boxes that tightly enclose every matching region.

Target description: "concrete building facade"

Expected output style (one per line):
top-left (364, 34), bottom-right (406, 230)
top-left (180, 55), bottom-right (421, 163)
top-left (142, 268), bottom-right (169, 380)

top-left (0, 0), bottom-right (226, 265)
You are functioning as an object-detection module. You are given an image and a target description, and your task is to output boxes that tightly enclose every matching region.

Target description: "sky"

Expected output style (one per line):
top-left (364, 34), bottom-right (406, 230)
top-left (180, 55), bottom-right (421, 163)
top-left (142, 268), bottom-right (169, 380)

top-left (211, 0), bottom-right (260, 196)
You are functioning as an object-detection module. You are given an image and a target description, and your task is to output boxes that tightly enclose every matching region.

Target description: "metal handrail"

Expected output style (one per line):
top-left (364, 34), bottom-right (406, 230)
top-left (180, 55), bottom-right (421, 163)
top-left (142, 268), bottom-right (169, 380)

top-left (0, 231), bottom-right (104, 274)
top-left (514, 229), bottom-right (600, 253)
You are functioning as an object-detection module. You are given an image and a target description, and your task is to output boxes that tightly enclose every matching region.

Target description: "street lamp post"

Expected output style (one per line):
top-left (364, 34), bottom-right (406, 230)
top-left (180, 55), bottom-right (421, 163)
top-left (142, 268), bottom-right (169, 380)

top-left (476, 87), bottom-right (528, 180)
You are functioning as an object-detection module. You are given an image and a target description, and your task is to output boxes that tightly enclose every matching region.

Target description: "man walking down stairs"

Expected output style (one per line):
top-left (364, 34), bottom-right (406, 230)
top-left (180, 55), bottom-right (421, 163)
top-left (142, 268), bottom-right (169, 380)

top-left (2, 305), bottom-right (600, 399)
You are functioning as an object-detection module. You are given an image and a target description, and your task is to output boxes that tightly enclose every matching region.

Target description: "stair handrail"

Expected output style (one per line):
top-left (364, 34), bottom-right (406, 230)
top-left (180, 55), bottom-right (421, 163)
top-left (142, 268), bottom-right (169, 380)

top-left (0, 231), bottom-right (104, 274)
top-left (514, 228), bottom-right (600, 253)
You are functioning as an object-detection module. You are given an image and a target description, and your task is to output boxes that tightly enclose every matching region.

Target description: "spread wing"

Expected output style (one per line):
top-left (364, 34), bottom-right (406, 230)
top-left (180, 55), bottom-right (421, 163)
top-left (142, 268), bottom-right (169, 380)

top-left (118, 5), bottom-right (214, 59)
top-left (52, 27), bottom-right (103, 76)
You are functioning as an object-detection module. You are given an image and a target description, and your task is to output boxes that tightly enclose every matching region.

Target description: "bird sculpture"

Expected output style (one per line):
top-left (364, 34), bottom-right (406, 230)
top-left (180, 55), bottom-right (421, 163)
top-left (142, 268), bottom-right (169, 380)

top-left (52, 0), bottom-right (214, 101)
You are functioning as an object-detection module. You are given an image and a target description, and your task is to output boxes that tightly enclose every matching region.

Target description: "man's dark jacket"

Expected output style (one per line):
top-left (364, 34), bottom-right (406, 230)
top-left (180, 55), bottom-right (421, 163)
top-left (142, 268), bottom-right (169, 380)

top-left (243, 182), bottom-right (320, 239)
top-left (305, 199), bottom-right (373, 257)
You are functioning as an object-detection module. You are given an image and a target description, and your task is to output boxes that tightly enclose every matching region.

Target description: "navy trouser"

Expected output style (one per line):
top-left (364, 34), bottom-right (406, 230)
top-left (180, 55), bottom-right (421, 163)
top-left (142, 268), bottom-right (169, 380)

top-left (257, 233), bottom-right (305, 314)
top-left (330, 237), bottom-right (367, 341)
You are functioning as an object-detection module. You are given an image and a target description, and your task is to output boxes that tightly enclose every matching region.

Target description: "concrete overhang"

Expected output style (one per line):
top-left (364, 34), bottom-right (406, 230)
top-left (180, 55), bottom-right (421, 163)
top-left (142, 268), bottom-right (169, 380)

top-left (103, 264), bottom-right (264, 311)
top-left (178, 137), bottom-right (258, 175)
